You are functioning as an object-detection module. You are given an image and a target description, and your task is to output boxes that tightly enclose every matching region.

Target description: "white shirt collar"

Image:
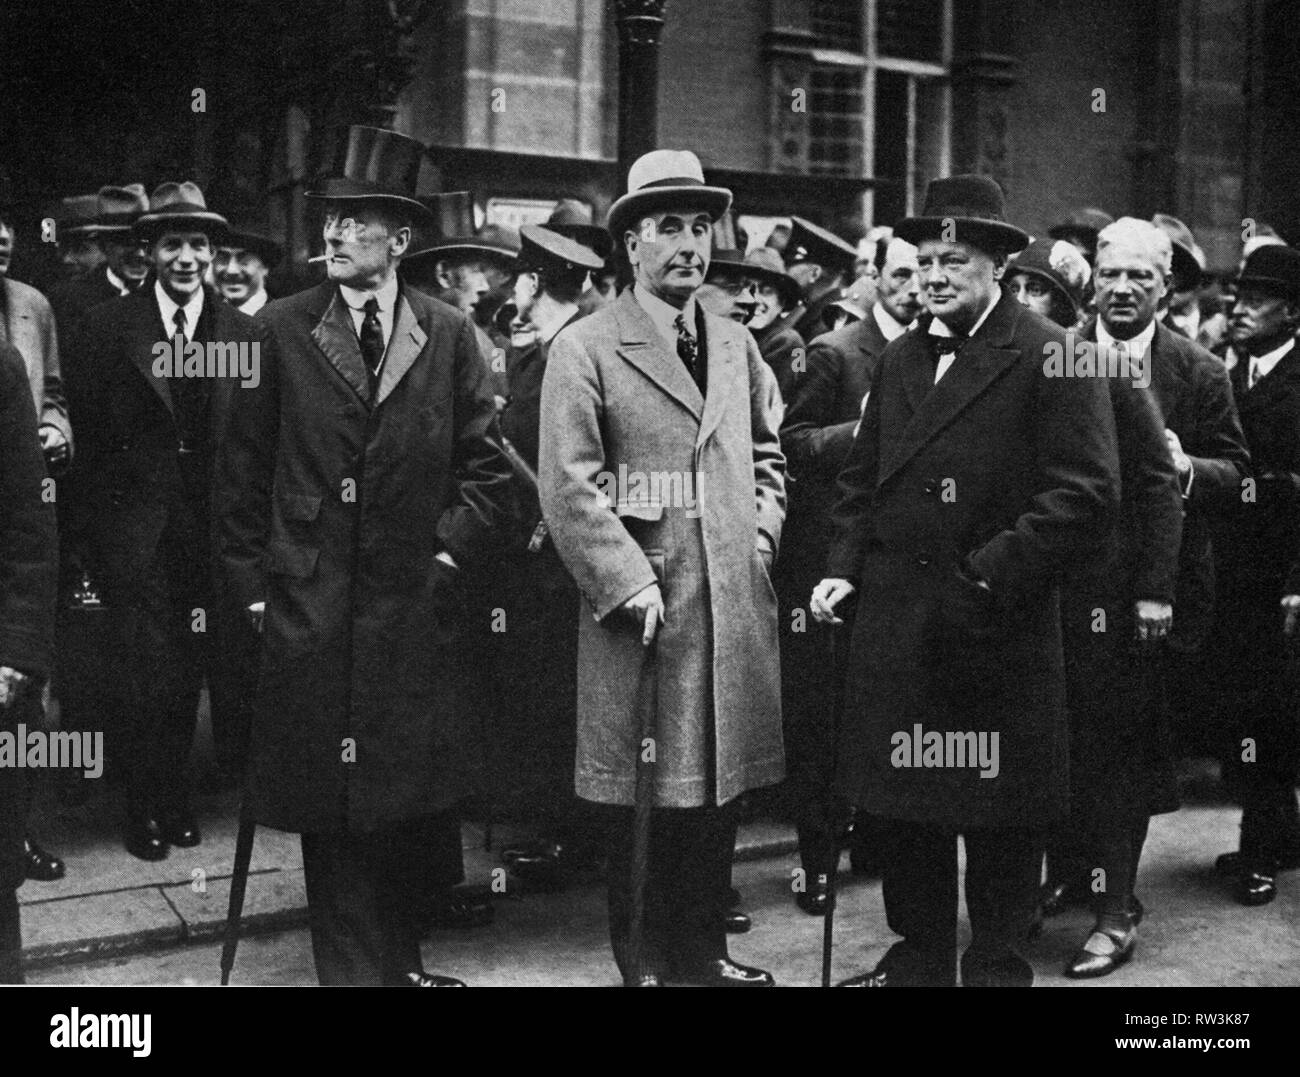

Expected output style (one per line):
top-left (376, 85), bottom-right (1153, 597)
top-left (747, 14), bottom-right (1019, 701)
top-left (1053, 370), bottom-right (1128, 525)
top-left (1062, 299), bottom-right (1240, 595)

top-left (339, 274), bottom-right (399, 314)
top-left (872, 301), bottom-right (910, 342)
top-left (634, 283), bottom-right (697, 353)
top-left (1248, 337), bottom-right (1296, 384)
top-left (154, 280), bottom-right (204, 339)
top-left (535, 302), bottom-right (578, 345)
top-left (239, 288), bottom-right (269, 315)
top-left (1096, 317), bottom-right (1158, 358)
top-left (105, 265), bottom-right (130, 296)
top-left (929, 290), bottom-right (1001, 339)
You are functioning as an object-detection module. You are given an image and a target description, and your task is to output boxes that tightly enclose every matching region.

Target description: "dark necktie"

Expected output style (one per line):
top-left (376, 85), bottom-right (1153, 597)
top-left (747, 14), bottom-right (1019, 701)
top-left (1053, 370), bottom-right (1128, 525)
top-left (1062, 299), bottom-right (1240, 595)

top-left (360, 297), bottom-right (385, 394)
top-left (674, 312), bottom-right (698, 383)
top-left (173, 306), bottom-right (187, 340)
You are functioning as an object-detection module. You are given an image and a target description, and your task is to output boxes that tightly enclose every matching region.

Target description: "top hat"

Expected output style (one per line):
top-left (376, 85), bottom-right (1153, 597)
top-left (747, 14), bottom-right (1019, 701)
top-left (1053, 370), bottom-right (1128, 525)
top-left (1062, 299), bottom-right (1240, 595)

top-left (515, 224), bottom-right (605, 277)
top-left (219, 221), bottom-right (284, 268)
top-left (1151, 213), bottom-right (1204, 289)
top-left (546, 198), bottom-right (612, 261)
top-left (133, 181), bottom-right (229, 242)
top-left (307, 125), bottom-right (433, 223)
top-left (1048, 207), bottom-right (1114, 248)
top-left (606, 149), bottom-right (732, 243)
top-left (784, 217), bottom-right (858, 277)
top-left (405, 191), bottom-right (517, 267)
top-left (1008, 237), bottom-right (1091, 317)
top-left (1235, 244), bottom-right (1300, 303)
top-left (742, 247), bottom-right (802, 310)
top-left (895, 174), bottom-right (1029, 256)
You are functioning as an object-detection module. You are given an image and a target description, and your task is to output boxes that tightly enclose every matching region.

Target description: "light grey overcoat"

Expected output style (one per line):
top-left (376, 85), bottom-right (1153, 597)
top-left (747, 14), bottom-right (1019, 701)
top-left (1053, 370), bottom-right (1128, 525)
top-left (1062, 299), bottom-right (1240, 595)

top-left (538, 289), bottom-right (786, 807)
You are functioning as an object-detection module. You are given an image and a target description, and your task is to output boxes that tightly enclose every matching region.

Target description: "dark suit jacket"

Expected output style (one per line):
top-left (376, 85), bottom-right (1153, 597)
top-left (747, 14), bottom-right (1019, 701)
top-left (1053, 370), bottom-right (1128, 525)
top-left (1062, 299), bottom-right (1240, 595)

top-left (64, 286), bottom-right (261, 602)
top-left (1082, 317), bottom-right (1250, 651)
top-left (47, 266), bottom-right (122, 338)
top-left (753, 321), bottom-right (804, 402)
top-left (214, 280), bottom-right (514, 834)
top-left (826, 296), bottom-right (1121, 826)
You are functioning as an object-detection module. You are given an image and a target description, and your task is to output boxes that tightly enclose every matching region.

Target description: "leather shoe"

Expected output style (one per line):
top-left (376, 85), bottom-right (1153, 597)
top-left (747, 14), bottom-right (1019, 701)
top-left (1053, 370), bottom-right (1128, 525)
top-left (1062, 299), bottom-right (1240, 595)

top-left (1038, 879), bottom-right (1088, 917)
top-left (837, 967), bottom-right (890, 987)
top-left (625, 973), bottom-right (662, 987)
top-left (403, 971), bottom-right (466, 987)
top-left (24, 838), bottom-right (66, 881)
top-left (427, 890), bottom-right (494, 930)
top-left (159, 810), bottom-right (201, 848)
top-left (125, 816), bottom-right (168, 861)
top-left (796, 875), bottom-right (831, 916)
top-left (676, 957), bottom-right (775, 987)
top-left (1234, 866), bottom-right (1277, 906)
top-left (1064, 923), bottom-right (1136, 979)
top-left (724, 909), bottom-right (751, 934)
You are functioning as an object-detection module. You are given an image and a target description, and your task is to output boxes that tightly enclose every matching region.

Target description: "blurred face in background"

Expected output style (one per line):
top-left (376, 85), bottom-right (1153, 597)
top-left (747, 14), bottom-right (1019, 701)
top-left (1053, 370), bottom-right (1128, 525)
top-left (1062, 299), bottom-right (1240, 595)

top-left (59, 232), bottom-right (106, 280)
top-left (1229, 285), bottom-right (1298, 355)
top-left (103, 231), bottom-right (151, 289)
top-left (876, 237), bottom-right (922, 325)
top-left (748, 281), bottom-right (785, 331)
top-left (1007, 270), bottom-right (1055, 319)
top-left (435, 259), bottom-right (491, 315)
top-left (214, 246), bottom-right (269, 306)
top-left (696, 269), bottom-right (757, 323)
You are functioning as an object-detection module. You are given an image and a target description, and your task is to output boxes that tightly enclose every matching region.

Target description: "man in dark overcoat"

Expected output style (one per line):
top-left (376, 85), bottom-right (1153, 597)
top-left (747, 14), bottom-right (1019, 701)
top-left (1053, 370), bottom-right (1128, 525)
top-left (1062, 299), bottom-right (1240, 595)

top-left (215, 126), bottom-right (514, 986)
top-left (0, 341), bottom-right (58, 983)
top-left (1210, 243), bottom-right (1300, 905)
top-left (812, 175), bottom-right (1121, 988)
top-left (66, 182), bottom-right (260, 861)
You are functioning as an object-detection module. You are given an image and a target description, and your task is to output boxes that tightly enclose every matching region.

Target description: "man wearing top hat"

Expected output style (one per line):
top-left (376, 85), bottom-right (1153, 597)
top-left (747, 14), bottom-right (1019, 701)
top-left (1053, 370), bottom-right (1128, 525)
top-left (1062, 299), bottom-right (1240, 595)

top-left (64, 181), bottom-right (261, 862)
top-left (1208, 243), bottom-right (1300, 906)
top-left (490, 225), bottom-right (605, 889)
top-left (215, 126), bottom-right (514, 986)
top-left (48, 185), bottom-right (151, 335)
top-left (782, 216), bottom-right (859, 345)
top-left (811, 174), bottom-right (1121, 987)
top-left (214, 223), bottom-right (283, 316)
top-left (538, 149), bottom-right (786, 987)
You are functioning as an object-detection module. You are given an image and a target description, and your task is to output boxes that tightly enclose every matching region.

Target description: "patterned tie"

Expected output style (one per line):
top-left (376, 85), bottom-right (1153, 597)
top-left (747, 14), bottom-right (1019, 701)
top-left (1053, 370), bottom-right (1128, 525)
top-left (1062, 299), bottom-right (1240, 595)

top-left (674, 312), bottom-right (698, 383)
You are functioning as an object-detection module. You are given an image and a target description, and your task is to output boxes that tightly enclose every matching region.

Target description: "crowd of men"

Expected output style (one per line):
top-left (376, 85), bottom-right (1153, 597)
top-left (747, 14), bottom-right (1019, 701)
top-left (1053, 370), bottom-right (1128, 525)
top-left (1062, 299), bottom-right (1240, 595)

top-left (1, 123), bottom-right (1298, 987)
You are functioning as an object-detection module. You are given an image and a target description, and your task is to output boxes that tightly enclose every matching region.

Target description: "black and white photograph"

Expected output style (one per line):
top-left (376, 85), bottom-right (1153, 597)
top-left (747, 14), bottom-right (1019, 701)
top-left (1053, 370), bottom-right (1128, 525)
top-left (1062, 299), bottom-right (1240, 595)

top-left (0, 0), bottom-right (1297, 1041)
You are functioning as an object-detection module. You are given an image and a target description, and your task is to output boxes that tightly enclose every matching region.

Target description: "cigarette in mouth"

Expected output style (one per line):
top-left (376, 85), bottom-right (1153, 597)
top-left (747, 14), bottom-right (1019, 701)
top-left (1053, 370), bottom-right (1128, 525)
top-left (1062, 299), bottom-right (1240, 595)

top-left (308, 255), bottom-right (329, 263)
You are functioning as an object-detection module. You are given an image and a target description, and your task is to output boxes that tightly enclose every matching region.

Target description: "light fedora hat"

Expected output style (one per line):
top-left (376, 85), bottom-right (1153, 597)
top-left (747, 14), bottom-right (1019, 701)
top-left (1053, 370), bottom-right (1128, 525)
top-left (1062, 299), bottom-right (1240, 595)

top-left (606, 149), bottom-right (732, 242)
top-left (133, 181), bottom-right (229, 242)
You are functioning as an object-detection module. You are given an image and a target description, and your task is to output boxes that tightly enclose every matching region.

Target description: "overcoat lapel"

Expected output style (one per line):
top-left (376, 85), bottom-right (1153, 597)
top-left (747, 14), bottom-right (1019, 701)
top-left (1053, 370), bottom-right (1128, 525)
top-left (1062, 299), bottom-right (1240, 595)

top-left (311, 287), bottom-right (372, 405)
top-left (612, 290), bottom-right (703, 421)
top-left (1236, 341), bottom-right (1300, 416)
top-left (127, 294), bottom-right (174, 414)
top-left (879, 299), bottom-right (1022, 485)
top-left (697, 317), bottom-right (739, 448)
top-left (376, 292), bottom-right (427, 405)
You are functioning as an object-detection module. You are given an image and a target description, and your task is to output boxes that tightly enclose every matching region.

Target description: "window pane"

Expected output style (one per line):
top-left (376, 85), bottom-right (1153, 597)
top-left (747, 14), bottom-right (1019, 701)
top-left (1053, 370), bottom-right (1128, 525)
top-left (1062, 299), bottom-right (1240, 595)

top-left (809, 66), bottom-right (865, 176)
top-left (812, 0), bottom-right (864, 50)
top-left (877, 0), bottom-right (945, 62)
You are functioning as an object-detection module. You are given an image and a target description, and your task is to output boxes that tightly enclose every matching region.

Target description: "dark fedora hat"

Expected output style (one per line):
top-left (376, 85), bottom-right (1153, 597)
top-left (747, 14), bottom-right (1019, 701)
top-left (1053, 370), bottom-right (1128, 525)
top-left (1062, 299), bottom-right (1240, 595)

top-left (133, 181), bottom-right (228, 242)
top-left (546, 198), bottom-right (612, 261)
top-left (307, 125), bottom-right (433, 223)
top-left (55, 193), bottom-right (108, 235)
top-left (1235, 244), bottom-right (1300, 303)
top-left (705, 247), bottom-right (748, 277)
top-left (606, 149), bottom-right (732, 242)
top-left (895, 174), bottom-right (1029, 255)
top-left (94, 184), bottom-right (149, 232)
top-left (516, 224), bottom-right (604, 277)
top-left (220, 221), bottom-right (284, 268)
top-left (1048, 206), bottom-right (1114, 247)
top-left (742, 247), bottom-right (801, 310)
top-left (784, 217), bottom-right (858, 277)
top-left (1007, 237), bottom-right (1092, 317)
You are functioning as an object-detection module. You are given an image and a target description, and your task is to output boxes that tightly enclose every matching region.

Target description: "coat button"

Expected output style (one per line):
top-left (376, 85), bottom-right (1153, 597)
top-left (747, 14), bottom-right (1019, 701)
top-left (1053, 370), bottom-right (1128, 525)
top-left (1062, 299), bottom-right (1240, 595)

top-left (915, 554), bottom-right (931, 567)
top-left (923, 479), bottom-right (938, 495)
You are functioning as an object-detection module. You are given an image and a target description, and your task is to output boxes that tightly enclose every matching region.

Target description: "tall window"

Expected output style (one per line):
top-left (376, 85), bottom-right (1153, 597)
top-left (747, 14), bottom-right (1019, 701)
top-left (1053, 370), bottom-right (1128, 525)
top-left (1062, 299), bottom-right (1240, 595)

top-left (806, 0), bottom-right (952, 222)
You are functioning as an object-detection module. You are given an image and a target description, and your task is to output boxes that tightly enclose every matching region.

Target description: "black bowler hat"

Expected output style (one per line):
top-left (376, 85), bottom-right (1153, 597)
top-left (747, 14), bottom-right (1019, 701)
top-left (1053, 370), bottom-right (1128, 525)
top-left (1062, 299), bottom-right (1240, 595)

top-left (895, 174), bottom-right (1029, 255)
top-left (515, 224), bottom-right (604, 277)
top-left (546, 198), bottom-right (612, 261)
top-left (1235, 244), bottom-right (1300, 303)
top-left (307, 125), bottom-right (432, 223)
top-left (220, 221), bottom-right (284, 268)
top-left (1048, 206), bottom-right (1114, 250)
top-left (784, 217), bottom-right (858, 277)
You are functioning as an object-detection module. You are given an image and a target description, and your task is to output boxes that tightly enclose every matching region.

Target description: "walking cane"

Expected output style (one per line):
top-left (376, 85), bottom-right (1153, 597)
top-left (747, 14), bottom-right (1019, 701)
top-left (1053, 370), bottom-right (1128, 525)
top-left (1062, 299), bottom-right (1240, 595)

top-left (220, 806), bottom-right (256, 985)
top-left (820, 598), bottom-right (856, 987)
top-left (626, 635), bottom-right (659, 986)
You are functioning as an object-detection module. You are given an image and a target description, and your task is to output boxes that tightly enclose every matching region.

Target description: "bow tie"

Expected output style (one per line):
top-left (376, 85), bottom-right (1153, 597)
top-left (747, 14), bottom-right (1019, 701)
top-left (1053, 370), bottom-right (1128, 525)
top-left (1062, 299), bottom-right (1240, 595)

top-left (930, 334), bottom-right (966, 356)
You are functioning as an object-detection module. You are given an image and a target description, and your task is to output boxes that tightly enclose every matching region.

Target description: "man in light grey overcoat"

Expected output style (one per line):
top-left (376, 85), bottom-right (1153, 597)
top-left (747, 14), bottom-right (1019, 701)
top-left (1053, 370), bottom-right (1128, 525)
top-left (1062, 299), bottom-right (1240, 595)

top-left (538, 150), bottom-right (786, 987)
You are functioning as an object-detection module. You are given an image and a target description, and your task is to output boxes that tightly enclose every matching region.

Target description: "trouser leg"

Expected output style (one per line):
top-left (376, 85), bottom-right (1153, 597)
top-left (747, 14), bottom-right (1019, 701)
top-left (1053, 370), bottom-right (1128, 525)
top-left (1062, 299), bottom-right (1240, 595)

top-left (962, 826), bottom-right (1041, 987)
top-left (875, 818), bottom-right (958, 986)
